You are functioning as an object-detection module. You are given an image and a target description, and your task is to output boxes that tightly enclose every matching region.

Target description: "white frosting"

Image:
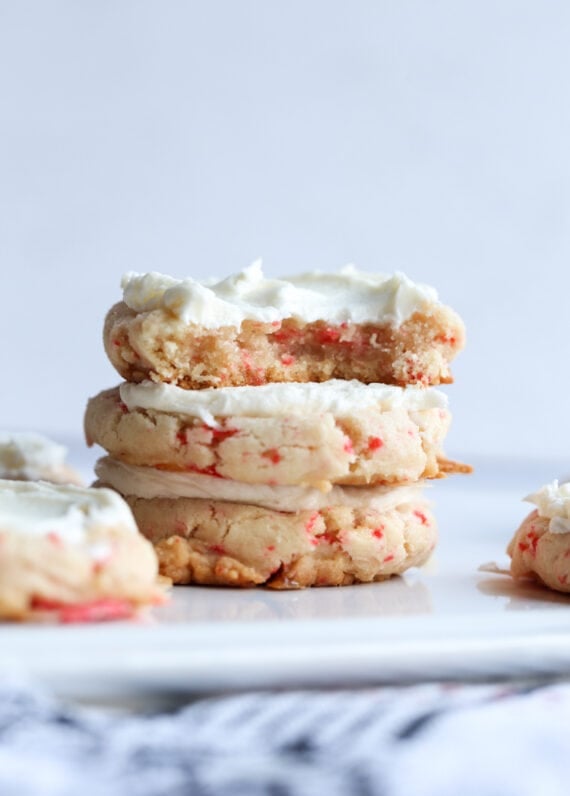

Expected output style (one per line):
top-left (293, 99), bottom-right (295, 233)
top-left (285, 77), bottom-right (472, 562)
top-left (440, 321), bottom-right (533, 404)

top-left (121, 262), bottom-right (438, 329)
top-left (120, 380), bottom-right (447, 426)
top-left (96, 457), bottom-right (426, 513)
top-left (0, 480), bottom-right (138, 547)
top-left (525, 480), bottom-right (570, 534)
top-left (0, 432), bottom-right (67, 480)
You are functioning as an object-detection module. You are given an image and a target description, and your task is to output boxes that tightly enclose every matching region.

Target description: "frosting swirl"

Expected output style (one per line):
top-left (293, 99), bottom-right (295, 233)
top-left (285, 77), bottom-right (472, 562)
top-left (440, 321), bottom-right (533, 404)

top-left (525, 480), bottom-right (570, 534)
top-left (121, 262), bottom-right (439, 329)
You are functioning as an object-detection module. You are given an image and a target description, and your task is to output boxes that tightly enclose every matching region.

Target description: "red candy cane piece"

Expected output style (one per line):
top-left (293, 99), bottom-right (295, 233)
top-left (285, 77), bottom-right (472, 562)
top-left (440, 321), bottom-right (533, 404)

top-left (262, 449), bottom-right (282, 465)
top-left (31, 597), bottom-right (136, 624)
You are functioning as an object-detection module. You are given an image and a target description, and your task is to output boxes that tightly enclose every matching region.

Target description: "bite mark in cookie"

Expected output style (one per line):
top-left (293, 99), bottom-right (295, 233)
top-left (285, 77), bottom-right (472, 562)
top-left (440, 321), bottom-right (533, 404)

top-left (104, 265), bottom-right (465, 388)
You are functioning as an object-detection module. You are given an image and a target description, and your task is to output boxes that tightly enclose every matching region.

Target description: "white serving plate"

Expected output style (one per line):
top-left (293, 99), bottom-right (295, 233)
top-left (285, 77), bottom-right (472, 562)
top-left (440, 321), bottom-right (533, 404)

top-left (3, 453), bottom-right (570, 701)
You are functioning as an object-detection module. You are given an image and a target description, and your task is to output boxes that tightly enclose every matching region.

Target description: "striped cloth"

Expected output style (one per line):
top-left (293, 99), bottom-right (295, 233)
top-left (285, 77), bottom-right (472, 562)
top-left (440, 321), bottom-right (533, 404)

top-left (0, 680), bottom-right (568, 795)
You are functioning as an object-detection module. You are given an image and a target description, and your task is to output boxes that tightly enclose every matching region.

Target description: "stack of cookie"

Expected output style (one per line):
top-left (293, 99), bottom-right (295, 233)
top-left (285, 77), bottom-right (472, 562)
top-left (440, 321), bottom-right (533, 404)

top-left (86, 263), bottom-right (468, 588)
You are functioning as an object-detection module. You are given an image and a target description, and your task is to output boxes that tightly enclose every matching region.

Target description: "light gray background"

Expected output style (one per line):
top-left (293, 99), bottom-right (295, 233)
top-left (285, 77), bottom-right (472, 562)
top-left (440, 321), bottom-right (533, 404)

top-left (1, 2), bottom-right (569, 460)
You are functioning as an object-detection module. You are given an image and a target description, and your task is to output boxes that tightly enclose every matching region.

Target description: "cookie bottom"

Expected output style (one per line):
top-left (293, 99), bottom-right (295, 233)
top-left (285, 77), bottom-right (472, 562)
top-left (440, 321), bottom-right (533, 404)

top-left (508, 509), bottom-right (570, 593)
top-left (121, 493), bottom-right (437, 589)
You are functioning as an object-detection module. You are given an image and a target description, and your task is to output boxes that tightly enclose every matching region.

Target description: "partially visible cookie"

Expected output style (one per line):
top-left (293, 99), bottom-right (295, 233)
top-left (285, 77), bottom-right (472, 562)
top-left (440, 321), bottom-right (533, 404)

top-left (104, 264), bottom-right (465, 389)
top-left (0, 431), bottom-right (83, 485)
top-left (0, 479), bottom-right (163, 621)
top-left (508, 481), bottom-right (570, 593)
top-left (85, 381), bottom-right (468, 488)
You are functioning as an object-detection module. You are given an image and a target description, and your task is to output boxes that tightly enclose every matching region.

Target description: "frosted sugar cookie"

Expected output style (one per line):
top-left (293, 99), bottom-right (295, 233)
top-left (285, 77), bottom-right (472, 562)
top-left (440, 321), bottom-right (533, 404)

top-left (0, 432), bottom-right (82, 485)
top-left (85, 381), bottom-right (468, 489)
top-left (104, 263), bottom-right (465, 389)
top-left (0, 479), bottom-right (163, 621)
top-left (95, 457), bottom-right (436, 589)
